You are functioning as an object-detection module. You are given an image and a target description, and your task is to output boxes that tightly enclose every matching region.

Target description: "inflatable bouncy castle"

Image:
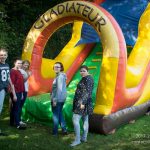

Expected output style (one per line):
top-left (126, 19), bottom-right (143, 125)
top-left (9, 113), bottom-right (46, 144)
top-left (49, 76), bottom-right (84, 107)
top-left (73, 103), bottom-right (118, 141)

top-left (22, 0), bottom-right (150, 134)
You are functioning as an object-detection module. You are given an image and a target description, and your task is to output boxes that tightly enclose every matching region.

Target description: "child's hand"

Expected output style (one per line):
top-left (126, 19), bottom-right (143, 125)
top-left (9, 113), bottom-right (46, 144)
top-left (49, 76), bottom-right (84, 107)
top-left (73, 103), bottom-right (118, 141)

top-left (13, 95), bottom-right (17, 102)
top-left (53, 101), bottom-right (57, 107)
top-left (80, 104), bottom-right (85, 109)
top-left (28, 71), bottom-right (32, 76)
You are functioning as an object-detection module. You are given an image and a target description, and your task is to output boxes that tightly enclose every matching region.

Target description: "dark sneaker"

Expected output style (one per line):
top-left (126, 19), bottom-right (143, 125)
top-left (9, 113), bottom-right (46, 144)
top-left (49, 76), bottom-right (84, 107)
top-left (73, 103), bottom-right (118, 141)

top-left (52, 131), bottom-right (58, 136)
top-left (62, 131), bottom-right (68, 135)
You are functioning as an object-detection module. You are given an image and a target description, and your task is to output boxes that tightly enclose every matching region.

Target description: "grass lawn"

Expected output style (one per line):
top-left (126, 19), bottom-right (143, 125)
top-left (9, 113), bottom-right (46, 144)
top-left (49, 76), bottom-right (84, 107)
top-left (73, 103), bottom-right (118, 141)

top-left (0, 98), bottom-right (150, 150)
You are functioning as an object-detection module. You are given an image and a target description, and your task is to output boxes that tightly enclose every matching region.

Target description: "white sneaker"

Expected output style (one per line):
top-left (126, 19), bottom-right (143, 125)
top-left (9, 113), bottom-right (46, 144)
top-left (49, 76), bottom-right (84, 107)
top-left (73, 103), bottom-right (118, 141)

top-left (19, 121), bottom-right (26, 126)
top-left (146, 111), bottom-right (150, 116)
top-left (70, 141), bottom-right (81, 147)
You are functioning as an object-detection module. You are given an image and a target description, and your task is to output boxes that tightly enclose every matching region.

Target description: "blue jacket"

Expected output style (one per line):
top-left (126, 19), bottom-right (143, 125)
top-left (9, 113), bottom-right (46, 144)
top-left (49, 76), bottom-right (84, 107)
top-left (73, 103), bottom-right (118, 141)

top-left (51, 72), bottom-right (67, 103)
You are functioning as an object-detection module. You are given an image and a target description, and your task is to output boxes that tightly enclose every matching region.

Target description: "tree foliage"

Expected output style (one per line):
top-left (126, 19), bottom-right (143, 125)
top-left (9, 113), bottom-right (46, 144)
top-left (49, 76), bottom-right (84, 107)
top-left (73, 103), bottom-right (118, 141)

top-left (0, 0), bottom-right (71, 66)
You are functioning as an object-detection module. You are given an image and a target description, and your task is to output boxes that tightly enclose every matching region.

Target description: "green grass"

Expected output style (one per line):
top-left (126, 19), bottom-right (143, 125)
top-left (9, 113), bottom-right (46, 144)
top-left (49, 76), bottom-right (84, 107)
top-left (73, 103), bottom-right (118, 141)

top-left (0, 98), bottom-right (150, 150)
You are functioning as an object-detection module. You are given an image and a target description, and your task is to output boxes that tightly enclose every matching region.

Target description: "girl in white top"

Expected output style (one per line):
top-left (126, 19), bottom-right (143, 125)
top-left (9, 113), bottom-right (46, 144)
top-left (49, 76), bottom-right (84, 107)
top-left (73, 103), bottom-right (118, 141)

top-left (19, 60), bottom-right (31, 125)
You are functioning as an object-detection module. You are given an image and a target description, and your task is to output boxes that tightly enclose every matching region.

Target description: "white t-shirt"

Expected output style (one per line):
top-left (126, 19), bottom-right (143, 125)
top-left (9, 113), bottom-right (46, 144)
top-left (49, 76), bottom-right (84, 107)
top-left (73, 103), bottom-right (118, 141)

top-left (19, 69), bottom-right (29, 92)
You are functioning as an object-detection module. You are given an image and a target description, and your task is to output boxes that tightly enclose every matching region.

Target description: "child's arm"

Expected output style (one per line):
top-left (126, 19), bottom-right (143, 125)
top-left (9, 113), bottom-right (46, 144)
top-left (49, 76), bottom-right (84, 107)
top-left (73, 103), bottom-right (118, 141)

top-left (8, 78), bottom-right (17, 101)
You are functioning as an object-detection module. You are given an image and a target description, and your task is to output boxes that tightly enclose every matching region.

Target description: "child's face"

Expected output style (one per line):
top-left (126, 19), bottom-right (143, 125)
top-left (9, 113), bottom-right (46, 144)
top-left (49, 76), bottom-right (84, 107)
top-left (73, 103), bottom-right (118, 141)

top-left (22, 62), bottom-right (30, 70)
top-left (53, 64), bottom-right (61, 74)
top-left (14, 60), bottom-right (22, 69)
top-left (80, 68), bottom-right (88, 77)
top-left (0, 51), bottom-right (8, 64)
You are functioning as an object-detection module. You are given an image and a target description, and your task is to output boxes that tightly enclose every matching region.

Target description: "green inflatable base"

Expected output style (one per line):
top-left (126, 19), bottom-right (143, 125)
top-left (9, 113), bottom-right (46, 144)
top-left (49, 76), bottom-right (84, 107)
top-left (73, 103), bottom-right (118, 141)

top-left (22, 93), bottom-right (74, 130)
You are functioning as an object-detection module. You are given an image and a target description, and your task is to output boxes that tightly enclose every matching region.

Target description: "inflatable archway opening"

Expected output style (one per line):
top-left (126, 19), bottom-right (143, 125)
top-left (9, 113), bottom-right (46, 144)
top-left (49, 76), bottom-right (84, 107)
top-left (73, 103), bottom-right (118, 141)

top-left (22, 1), bottom-right (127, 115)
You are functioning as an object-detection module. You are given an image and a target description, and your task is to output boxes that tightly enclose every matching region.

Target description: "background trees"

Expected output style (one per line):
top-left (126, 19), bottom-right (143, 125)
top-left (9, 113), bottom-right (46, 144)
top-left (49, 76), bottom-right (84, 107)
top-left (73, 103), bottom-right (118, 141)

top-left (0, 0), bottom-right (71, 66)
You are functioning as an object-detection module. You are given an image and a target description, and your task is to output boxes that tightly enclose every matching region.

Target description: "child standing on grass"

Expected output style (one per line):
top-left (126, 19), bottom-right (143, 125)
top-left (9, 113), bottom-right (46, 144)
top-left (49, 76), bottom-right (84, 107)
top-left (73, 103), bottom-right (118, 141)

top-left (9, 58), bottom-right (26, 129)
top-left (51, 62), bottom-right (68, 136)
top-left (70, 65), bottom-right (94, 147)
top-left (19, 60), bottom-right (31, 125)
top-left (0, 48), bottom-right (16, 136)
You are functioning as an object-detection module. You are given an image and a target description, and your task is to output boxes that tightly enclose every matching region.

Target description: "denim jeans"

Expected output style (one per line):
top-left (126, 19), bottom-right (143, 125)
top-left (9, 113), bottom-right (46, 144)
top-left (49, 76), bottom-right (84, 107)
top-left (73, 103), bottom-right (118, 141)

top-left (19, 91), bottom-right (27, 121)
top-left (10, 92), bottom-right (22, 126)
top-left (72, 113), bottom-right (89, 142)
top-left (51, 102), bottom-right (67, 135)
top-left (0, 89), bottom-right (5, 114)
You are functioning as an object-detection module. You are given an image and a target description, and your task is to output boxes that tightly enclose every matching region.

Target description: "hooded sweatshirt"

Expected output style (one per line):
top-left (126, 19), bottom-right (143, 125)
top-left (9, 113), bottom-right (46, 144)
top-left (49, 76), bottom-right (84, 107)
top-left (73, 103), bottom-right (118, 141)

top-left (51, 72), bottom-right (67, 103)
